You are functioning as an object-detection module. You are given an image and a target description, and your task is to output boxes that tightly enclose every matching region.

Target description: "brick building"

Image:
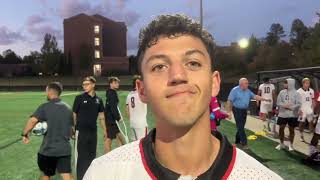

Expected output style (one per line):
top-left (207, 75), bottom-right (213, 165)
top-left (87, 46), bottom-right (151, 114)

top-left (64, 13), bottom-right (129, 76)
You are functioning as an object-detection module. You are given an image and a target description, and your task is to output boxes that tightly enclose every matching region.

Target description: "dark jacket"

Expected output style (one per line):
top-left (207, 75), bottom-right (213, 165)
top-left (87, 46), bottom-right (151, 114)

top-left (105, 88), bottom-right (121, 124)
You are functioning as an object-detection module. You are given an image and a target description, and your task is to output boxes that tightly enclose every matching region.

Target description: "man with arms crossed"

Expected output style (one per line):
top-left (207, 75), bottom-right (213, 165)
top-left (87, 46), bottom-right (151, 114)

top-left (258, 77), bottom-right (276, 132)
top-left (275, 78), bottom-right (301, 151)
top-left (22, 82), bottom-right (73, 180)
top-left (73, 76), bottom-right (106, 180)
top-left (126, 75), bottom-right (148, 141)
top-left (84, 14), bottom-right (282, 180)
top-left (297, 78), bottom-right (315, 142)
top-left (227, 78), bottom-right (271, 149)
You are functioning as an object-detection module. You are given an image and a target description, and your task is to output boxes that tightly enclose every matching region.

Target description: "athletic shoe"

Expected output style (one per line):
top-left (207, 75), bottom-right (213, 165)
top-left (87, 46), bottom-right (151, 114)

top-left (275, 143), bottom-right (285, 150)
top-left (289, 144), bottom-right (294, 151)
top-left (241, 145), bottom-right (249, 150)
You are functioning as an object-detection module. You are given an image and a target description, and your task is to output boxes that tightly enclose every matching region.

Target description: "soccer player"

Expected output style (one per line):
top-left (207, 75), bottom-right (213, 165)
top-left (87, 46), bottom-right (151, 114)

top-left (84, 14), bottom-right (282, 179)
top-left (227, 78), bottom-right (271, 149)
top-left (104, 77), bottom-right (126, 153)
top-left (22, 82), bottom-right (73, 180)
top-left (73, 76), bottom-right (106, 180)
top-left (275, 78), bottom-right (301, 151)
top-left (297, 78), bottom-right (315, 142)
top-left (126, 75), bottom-right (148, 141)
top-left (258, 77), bottom-right (276, 132)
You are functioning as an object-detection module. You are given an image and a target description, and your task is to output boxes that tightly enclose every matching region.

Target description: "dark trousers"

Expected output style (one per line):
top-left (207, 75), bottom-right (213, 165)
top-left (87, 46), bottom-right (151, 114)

top-left (233, 107), bottom-right (248, 145)
top-left (77, 130), bottom-right (97, 180)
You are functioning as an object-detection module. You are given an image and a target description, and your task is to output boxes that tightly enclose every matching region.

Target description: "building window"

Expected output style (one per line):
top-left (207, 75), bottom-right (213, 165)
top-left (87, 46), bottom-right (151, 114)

top-left (94, 38), bottom-right (100, 46)
top-left (95, 50), bottom-right (100, 59)
top-left (94, 25), bottom-right (100, 34)
top-left (93, 64), bottom-right (102, 77)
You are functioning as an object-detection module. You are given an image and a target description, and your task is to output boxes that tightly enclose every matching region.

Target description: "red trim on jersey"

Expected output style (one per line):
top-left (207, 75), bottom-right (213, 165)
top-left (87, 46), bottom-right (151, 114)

top-left (222, 145), bottom-right (237, 180)
top-left (139, 139), bottom-right (157, 180)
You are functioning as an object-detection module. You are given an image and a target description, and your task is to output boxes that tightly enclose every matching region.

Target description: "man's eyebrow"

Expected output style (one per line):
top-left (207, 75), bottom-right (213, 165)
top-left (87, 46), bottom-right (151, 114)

top-left (145, 54), bottom-right (170, 64)
top-left (185, 49), bottom-right (206, 57)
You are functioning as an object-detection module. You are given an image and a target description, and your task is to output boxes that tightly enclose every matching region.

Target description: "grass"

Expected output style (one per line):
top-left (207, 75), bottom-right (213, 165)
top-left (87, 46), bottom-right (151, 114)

top-left (0, 91), bottom-right (319, 180)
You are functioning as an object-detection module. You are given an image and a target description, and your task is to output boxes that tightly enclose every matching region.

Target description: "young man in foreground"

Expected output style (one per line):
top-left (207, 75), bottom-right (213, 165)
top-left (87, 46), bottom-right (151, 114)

top-left (22, 82), bottom-right (73, 180)
top-left (84, 14), bottom-right (282, 180)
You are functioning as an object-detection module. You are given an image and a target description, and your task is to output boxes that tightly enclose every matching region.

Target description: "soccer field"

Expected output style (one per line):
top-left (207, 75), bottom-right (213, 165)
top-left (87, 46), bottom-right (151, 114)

top-left (0, 91), bottom-right (319, 180)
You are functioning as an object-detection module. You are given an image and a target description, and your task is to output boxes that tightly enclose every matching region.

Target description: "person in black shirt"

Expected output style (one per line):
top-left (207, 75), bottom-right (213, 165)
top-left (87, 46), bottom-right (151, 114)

top-left (22, 82), bottom-right (73, 180)
top-left (104, 76), bottom-right (126, 153)
top-left (73, 76), bottom-right (107, 180)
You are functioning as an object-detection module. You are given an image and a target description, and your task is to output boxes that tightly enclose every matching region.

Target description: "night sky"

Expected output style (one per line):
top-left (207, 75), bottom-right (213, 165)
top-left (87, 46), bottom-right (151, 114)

top-left (0, 0), bottom-right (319, 56)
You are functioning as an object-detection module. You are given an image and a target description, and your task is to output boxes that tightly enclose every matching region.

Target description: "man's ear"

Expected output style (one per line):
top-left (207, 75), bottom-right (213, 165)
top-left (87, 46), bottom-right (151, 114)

top-left (211, 71), bottom-right (221, 97)
top-left (136, 79), bottom-right (148, 103)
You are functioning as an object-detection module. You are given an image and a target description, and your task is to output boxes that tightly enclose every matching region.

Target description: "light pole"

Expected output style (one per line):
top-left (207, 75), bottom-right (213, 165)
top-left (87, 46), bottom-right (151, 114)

top-left (200, 0), bottom-right (203, 28)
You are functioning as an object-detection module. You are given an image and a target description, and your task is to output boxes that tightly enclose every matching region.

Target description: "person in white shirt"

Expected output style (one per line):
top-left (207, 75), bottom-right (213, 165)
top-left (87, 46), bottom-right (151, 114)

top-left (297, 78), bottom-right (315, 142)
top-left (126, 75), bottom-right (148, 141)
top-left (309, 95), bottom-right (320, 155)
top-left (84, 14), bottom-right (282, 180)
top-left (258, 77), bottom-right (276, 132)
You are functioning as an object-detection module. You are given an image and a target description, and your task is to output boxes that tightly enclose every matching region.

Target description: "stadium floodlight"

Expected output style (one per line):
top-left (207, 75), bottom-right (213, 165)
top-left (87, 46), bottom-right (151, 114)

top-left (238, 38), bottom-right (249, 49)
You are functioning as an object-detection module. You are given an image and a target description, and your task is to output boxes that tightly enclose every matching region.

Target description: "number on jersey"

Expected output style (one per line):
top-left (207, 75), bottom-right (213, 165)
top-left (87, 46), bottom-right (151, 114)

top-left (264, 87), bottom-right (271, 94)
top-left (131, 97), bottom-right (135, 108)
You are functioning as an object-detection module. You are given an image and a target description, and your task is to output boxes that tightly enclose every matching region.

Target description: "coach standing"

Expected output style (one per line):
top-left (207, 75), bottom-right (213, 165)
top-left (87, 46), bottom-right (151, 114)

top-left (22, 82), bottom-right (73, 180)
top-left (73, 76), bottom-right (107, 180)
top-left (227, 78), bottom-right (270, 149)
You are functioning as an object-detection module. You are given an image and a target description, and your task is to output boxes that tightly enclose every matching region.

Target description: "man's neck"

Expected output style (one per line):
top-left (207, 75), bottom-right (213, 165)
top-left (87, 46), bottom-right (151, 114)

top-left (88, 90), bottom-right (95, 97)
top-left (303, 87), bottom-right (309, 91)
top-left (154, 110), bottom-right (220, 176)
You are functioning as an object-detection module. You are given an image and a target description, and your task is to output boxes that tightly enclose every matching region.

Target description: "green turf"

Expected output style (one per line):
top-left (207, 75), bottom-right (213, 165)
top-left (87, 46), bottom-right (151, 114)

top-left (0, 91), bottom-right (319, 179)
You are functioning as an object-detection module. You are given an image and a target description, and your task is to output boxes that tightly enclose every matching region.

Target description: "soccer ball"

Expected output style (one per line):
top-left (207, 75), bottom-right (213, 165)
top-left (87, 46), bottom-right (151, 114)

top-left (32, 122), bottom-right (48, 136)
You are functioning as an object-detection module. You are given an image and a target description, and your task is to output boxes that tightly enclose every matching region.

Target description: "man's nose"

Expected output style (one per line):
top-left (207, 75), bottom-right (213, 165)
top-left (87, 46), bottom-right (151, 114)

top-left (168, 63), bottom-right (188, 86)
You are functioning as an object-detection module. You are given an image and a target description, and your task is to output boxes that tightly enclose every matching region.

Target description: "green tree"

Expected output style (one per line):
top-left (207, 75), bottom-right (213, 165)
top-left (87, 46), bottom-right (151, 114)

top-left (266, 23), bottom-right (286, 46)
top-left (2, 49), bottom-right (22, 64)
top-left (41, 33), bottom-right (62, 75)
top-left (290, 19), bottom-right (309, 48)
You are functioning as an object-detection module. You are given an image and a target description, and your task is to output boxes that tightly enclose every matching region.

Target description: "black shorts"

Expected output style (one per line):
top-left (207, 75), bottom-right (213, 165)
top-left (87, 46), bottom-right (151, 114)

top-left (106, 123), bottom-right (120, 139)
top-left (37, 153), bottom-right (71, 177)
top-left (277, 117), bottom-right (299, 127)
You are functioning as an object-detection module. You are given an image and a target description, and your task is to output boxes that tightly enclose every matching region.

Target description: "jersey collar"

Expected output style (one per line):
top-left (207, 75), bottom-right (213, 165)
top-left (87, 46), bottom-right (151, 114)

top-left (139, 129), bottom-right (236, 180)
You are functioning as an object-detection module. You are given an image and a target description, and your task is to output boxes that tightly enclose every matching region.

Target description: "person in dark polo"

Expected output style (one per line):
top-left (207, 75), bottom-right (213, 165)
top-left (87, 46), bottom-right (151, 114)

top-left (72, 76), bottom-right (107, 180)
top-left (22, 82), bottom-right (73, 180)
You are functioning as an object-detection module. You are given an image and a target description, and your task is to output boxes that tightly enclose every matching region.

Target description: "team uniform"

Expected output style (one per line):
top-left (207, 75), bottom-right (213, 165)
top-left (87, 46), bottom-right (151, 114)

top-left (84, 129), bottom-right (282, 180)
top-left (259, 83), bottom-right (275, 114)
top-left (297, 88), bottom-right (314, 123)
top-left (126, 90), bottom-right (148, 141)
top-left (32, 99), bottom-right (73, 177)
top-left (73, 92), bottom-right (104, 180)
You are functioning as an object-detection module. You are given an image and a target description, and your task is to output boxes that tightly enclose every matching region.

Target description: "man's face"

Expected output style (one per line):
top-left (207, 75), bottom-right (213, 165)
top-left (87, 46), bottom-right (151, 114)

top-left (82, 80), bottom-right (95, 93)
top-left (303, 81), bottom-right (310, 89)
top-left (283, 82), bottom-right (288, 89)
top-left (110, 81), bottom-right (120, 90)
top-left (137, 35), bottom-right (220, 128)
top-left (239, 80), bottom-right (249, 90)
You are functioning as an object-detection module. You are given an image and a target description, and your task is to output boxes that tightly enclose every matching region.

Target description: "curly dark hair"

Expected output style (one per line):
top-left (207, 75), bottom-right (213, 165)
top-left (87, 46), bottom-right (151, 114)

top-left (137, 14), bottom-right (215, 77)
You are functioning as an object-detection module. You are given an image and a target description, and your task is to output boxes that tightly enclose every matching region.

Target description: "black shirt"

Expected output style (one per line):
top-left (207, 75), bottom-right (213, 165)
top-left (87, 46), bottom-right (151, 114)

top-left (73, 92), bottom-right (104, 131)
top-left (105, 89), bottom-right (121, 124)
top-left (32, 98), bottom-right (73, 156)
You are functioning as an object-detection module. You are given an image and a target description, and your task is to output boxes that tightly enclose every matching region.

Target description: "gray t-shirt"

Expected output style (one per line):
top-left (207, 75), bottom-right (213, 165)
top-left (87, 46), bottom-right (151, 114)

top-left (32, 98), bottom-right (73, 156)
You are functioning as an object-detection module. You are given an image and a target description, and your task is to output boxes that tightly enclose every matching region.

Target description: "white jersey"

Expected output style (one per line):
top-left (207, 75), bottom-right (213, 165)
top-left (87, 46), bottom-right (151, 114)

top-left (126, 90), bottom-right (148, 129)
top-left (84, 130), bottom-right (282, 180)
top-left (297, 88), bottom-right (314, 112)
top-left (259, 83), bottom-right (275, 105)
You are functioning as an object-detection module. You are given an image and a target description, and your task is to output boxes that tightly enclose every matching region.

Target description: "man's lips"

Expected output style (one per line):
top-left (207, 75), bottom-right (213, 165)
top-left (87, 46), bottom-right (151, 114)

top-left (165, 86), bottom-right (197, 98)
